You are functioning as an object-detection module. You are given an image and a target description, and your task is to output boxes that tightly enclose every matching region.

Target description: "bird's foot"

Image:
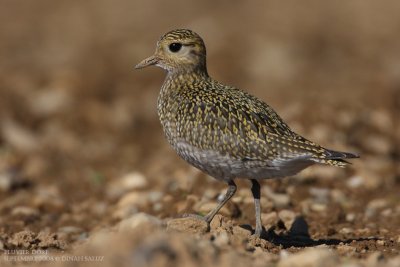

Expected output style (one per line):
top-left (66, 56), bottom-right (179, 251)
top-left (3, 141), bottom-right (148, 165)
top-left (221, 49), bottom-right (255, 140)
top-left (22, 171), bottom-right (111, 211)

top-left (252, 227), bottom-right (266, 239)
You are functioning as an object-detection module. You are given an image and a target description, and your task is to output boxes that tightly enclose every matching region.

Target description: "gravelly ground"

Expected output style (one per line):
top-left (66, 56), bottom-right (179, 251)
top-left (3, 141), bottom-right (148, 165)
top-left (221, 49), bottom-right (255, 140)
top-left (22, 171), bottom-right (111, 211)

top-left (0, 1), bottom-right (399, 266)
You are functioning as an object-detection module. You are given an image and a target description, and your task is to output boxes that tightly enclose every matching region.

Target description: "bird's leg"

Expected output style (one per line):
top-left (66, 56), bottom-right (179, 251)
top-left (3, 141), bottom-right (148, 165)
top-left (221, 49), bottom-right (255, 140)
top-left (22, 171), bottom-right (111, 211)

top-left (203, 179), bottom-right (237, 223)
top-left (250, 179), bottom-right (263, 237)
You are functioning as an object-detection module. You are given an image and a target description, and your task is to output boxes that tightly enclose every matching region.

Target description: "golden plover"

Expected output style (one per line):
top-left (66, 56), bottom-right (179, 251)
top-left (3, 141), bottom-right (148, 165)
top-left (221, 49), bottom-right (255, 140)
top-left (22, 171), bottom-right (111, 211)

top-left (135, 29), bottom-right (358, 237)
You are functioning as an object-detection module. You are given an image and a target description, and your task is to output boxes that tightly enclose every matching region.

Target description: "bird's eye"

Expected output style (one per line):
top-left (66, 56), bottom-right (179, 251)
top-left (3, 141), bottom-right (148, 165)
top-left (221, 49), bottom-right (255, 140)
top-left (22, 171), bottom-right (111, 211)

top-left (169, 43), bottom-right (182, 53)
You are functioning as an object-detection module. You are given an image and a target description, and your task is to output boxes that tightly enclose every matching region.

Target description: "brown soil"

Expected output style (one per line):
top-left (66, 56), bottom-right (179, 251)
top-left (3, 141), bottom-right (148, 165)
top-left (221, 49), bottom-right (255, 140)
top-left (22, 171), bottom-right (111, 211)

top-left (0, 1), bottom-right (399, 266)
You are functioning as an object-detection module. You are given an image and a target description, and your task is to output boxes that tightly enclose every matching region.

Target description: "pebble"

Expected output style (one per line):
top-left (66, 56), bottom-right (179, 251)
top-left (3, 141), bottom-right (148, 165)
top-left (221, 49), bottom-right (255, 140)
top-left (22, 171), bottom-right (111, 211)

top-left (33, 186), bottom-right (65, 210)
top-left (107, 172), bottom-right (148, 198)
top-left (0, 172), bottom-right (13, 192)
top-left (381, 208), bottom-right (392, 217)
top-left (310, 203), bottom-right (327, 212)
top-left (112, 205), bottom-right (138, 220)
top-left (330, 189), bottom-right (348, 205)
top-left (387, 256), bottom-right (400, 267)
top-left (166, 217), bottom-right (209, 235)
top-left (213, 231), bottom-right (230, 247)
top-left (309, 187), bottom-right (330, 204)
top-left (369, 109), bottom-right (393, 132)
top-left (277, 248), bottom-right (339, 267)
top-left (347, 175), bottom-right (364, 188)
top-left (197, 202), bottom-right (231, 217)
top-left (336, 244), bottom-right (356, 254)
top-left (346, 213), bottom-right (356, 222)
top-left (118, 212), bottom-right (161, 232)
top-left (278, 210), bottom-right (296, 230)
top-left (11, 206), bottom-right (40, 217)
top-left (30, 89), bottom-right (71, 116)
top-left (210, 214), bottom-right (223, 230)
top-left (1, 120), bottom-right (39, 152)
top-left (365, 251), bottom-right (384, 267)
top-left (365, 198), bottom-right (388, 217)
top-left (231, 225), bottom-right (251, 240)
top-left (363, 134), bottom-right (392, 154)
top-left (57, 225), bottom-right (86, 240)
top-left (116, 192), bottom-right (149, 209)
top-left (148, 190), bottom-right (163, 203)
top-left (339, 227), bottom-right (354, 235)
top-left (264, 187), bottom-right (291, 208)
top-left (300, 165), bottom-right (341, 180)
top-left (261, 211), bottom-right (278, 227)
top-left (58, 226), bottom-right (85, 234)
top-left (376, 240), bottom-right (385, 246)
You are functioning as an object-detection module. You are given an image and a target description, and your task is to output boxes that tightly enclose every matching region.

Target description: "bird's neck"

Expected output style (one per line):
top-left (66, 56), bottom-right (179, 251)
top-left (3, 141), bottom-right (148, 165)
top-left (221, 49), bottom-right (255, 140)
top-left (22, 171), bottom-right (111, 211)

top-left (165, 67), bottom-right (210, 85)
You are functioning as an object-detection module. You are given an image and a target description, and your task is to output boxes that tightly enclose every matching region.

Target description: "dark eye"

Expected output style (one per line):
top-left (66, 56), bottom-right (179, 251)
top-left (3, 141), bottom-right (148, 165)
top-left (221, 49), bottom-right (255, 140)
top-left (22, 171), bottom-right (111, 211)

top-left (169, 43), bottom-right (182, 53)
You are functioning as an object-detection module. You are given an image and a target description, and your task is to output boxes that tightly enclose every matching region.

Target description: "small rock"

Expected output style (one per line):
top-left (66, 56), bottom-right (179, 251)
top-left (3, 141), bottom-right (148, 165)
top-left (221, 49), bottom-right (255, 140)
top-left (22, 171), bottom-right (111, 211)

top-left (261, 211), bottom-right (278, 227)
top-left (347, 175), bottom-right (364, 188)
top-left (346, 213), bottom-right (356, 222)
top-left (339, 228), bottom-right (354, 235)
top-left (309, 187), bottom-right (330, 204)
top-left (210, 214), bottom-right (223, 230)
top-left (365, 198), bottom-right (388, 217)
top-left (33, 186), bottom-right (65, 210)
top-left (11, 206), bottom-right (39, 217)
top-left (0, 170), bottom-right (30, 192)
top-left (352, 164), bottom-right (388, 189)
top-left (213, 231), bottom-right (230, 247)
top-left (30, 89), bottom-right (71, 116)
top-left (331, 190), bottom-right (348, 205)
top-left (363, 134), bottom-right (391, 154)
top-left (148, 191), bottom-right (163, 203)
top-left (376, 240), bottom-right (385, 246)
top-left (117, 192), bottom-right (149, 209)
top-left (277, 248), bottom-right (339, 267)
top-left (112, 205), bottom-right (138, 220)
top-left (278, 210), bottom-right (296, 230)
top-left (58, 226), bottom-right (84, 234)
top-left (365, 251), bottom-right (384, 267)
top-left (1, 120), bottom-right (39, 152)
top-left (381, 208), bottom-right (392, 217)
top-left (264, 187), bottom-right (290, 208)
top-left (387, 255), bottom-right (400, 267)
top-left (300, 165), bottom-right (341, 180)
top-left (369, 109), bottom-right (393, 131)
top-left (232, 225), bottom-right (251, 240)
top-left (166, 217), bottom-right (209, 234)
top-left (107, 172), bottom-right (148, 198)
top-left (0, 172), bottom-right (13, 191)
top-left (367, 198), bottom-right (388, 210)
top-left (118, 212), bottom-right (161, 232)
top-left (336, 244), bottom-right (356, 254)
top-left (279, 249), bottom-right (290, 260)
top-left (310, 203), bottom-right (327, 212)
top-left (197, 202), bottom-right (231, 217)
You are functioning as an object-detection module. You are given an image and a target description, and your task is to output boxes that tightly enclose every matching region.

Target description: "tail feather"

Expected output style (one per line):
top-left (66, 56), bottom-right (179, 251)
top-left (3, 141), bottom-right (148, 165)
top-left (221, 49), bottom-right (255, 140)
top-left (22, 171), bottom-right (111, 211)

top-left (324, 149), bottom-right (360, 160)
top-left (312, 148), bottom-right (360, 167)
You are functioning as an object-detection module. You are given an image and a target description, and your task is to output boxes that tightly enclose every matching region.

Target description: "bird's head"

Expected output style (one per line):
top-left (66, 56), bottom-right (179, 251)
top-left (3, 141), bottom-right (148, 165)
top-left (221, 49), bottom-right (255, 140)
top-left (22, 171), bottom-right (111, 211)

top-left (135, 29), bottom-right (207, 75)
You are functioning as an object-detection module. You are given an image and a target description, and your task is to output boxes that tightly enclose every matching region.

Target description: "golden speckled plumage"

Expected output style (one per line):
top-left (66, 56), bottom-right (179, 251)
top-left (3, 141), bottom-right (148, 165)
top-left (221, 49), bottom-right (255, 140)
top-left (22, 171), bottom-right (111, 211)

top-left (136, 29), bottom-right (359, 237)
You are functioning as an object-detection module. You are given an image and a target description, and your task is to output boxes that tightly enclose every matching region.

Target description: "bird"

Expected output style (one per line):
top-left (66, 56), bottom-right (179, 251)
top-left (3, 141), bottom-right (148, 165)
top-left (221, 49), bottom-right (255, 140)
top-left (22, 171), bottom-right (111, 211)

top-left (135, 29), bottom-right (359, 238)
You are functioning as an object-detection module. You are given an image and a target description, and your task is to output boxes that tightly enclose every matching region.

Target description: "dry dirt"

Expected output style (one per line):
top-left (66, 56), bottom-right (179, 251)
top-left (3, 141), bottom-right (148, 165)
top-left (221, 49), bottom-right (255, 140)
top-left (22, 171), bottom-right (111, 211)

top-left (0, 1), bottom-right (399, 267)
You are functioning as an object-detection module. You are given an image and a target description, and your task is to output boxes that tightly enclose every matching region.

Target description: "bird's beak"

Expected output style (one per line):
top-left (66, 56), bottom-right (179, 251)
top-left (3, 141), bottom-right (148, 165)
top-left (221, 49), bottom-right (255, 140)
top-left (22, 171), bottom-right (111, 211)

top-left (135, 55), bottom-right (159, 69)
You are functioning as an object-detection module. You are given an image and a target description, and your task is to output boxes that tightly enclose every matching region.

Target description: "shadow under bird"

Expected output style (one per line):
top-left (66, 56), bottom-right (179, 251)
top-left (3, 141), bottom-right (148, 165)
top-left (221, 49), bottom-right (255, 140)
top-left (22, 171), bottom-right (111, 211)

top-left (135, 29), bottom-right (359, 238)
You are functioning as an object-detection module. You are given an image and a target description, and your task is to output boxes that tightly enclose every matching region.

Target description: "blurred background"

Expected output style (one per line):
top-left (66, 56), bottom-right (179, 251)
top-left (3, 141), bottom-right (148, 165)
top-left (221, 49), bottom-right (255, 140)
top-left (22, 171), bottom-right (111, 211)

top-left (0, 0), bottom-right (399, 260)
